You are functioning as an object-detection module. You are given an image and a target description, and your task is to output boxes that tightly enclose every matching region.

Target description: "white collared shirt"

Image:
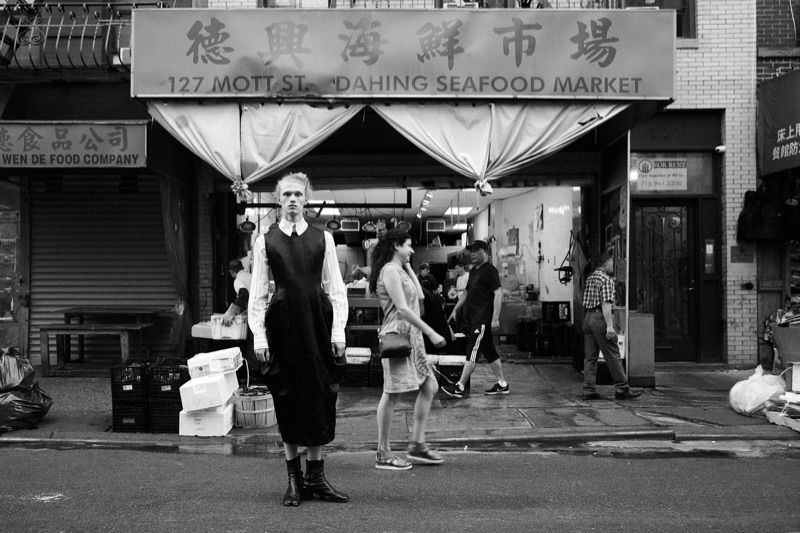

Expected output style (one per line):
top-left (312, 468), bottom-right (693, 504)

top-left (248, 218), bottom-right (348, 351)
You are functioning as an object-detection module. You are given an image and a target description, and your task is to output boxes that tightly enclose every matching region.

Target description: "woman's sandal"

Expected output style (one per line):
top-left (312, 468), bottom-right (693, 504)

top-left (375, 452), bottom-right (413, 471)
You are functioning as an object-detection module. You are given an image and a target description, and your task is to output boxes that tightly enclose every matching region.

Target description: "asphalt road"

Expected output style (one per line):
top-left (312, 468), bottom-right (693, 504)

top-left (1, 445), bottom-right (799, 533)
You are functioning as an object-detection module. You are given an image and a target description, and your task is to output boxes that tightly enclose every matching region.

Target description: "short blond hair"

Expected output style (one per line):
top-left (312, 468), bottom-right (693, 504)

top-left (274, 172), bottom-right (312, 202)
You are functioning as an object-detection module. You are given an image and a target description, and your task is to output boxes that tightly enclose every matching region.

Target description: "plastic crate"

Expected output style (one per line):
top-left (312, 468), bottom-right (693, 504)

top-left (190, 337), bottom-right (212, 357)
top-left (148, 364), bottom-right (190, 402)
top-left (111, 397), bottom-right (149, 433)
top-left (110, 361), bottom-right (152, 401)
top-left (149, 399), bottom-right (183, 433)
top-left (542, 301), bottom-right (571, 324)
top-left (112, 410), bottom-right (149, 433)
top-left (368, 356), bottom-right (384, 388)
top-left (340, 362), bottom-right (370, 387)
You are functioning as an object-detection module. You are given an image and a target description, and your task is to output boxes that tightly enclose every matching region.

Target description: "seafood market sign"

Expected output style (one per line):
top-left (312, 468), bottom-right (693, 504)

top-left (131, 9), bottom-right (674, 100)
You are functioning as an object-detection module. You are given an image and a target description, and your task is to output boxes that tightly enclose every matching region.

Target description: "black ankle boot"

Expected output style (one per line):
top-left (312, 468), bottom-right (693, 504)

top-left (283, 456), bottom-right (303, 507)
top-left (302, 460), bottom-right (349, 503)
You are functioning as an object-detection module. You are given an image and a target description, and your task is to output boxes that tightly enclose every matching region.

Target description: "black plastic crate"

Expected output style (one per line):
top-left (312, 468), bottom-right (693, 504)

top-left (111, 397), bottom-right (149, 433)
top-left (149, 399), bottom-right (183, 433)
top-left (148, 364), bottom-right (190, 402)
top-left (549, 323), bottom-right (574, 358)
top-left (340, 362), bottom-right (370, 387)
top-left (542, 301), bottom-right (571, 324)
top-left (530, 331), bottom-right (553, 356)
top-left (110, 361), bottom-right (152, 400)
top-left (112, 411), bottom-right (149, 433)
top-left (191, 338), bottom-right (212, 356)
top-left (368, 357), bottom-right (384, 388)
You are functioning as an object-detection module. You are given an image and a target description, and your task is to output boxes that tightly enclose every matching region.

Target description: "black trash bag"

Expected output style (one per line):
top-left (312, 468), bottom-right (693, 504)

top-left (0, 349), bottom-right (36, 393)
top-left (0, 383), bottom-right (53, 434)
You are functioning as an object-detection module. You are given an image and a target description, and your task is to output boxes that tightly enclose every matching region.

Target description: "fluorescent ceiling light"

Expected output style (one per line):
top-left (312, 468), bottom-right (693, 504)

top-left (444, 207), bottom-right (473, 216)
top-left (453, 223), bottom-right (468, 231)
top-left (308, 201), bottom-right (340, 216)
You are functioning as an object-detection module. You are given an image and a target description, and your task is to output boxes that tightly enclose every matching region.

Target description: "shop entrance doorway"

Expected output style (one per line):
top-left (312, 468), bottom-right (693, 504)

top-left (631, 202), bottom-right (698, 362)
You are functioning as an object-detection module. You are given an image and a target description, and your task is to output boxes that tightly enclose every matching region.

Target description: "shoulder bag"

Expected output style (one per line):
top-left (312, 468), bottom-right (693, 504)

top-left (378, 331), bottom-right (412, 359)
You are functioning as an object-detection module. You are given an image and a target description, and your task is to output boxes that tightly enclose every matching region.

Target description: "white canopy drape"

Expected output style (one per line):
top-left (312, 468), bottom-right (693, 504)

top-left (373, 102), bottom-right (630, 188)
top-left (240, 103), bottom-right (365, 185)
top-left (148, 100), bottom-right (630, 200)
top-left (148, 101), bottom-right (241, 182)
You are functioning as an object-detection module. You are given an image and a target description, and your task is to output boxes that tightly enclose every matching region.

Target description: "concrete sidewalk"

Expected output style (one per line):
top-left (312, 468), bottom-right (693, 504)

top-left (2, 359), bottom-right (798, 449)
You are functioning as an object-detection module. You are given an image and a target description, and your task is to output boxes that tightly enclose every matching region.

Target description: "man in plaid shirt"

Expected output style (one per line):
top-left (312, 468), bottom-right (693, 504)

top-left (581, 252), bottom-right (641, 401)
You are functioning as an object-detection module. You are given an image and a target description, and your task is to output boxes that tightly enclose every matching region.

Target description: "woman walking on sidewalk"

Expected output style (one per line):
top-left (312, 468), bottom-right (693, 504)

top-left (369, 229), bottom-right (447, 471)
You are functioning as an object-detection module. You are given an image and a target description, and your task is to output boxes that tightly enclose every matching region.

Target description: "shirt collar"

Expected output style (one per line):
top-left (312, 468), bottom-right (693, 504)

top-left (279, 217), bottom-right (308, 236)
top-left (593, 268), bottom-right (612, 280)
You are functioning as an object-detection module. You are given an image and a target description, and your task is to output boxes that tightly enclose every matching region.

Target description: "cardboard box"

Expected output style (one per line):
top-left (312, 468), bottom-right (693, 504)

top-left (188, 347), bottom-right (244, 379)
top-left (179, 399), bottom-right (235, 437)
top-left (179, 371), bottom-right (239, 412)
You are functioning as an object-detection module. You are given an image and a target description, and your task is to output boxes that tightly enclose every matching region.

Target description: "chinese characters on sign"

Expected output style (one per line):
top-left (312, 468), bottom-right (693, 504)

top-left (771, 122), bottom-right (800, 163)
top-left (0, 123), bottom-right (147, 168)
top-left (131, 9), bottom-right (674, 99)
top-left (757, 69), bottom-right (800, 176)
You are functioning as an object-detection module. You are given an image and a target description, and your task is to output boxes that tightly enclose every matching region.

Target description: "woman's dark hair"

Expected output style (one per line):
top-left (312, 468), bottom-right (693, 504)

top-left (368, 229), bottom-right (411, 294)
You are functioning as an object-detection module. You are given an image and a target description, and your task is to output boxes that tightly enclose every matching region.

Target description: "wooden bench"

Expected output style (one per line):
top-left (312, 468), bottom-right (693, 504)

top-left (39, 323), bottom-right (154, 377)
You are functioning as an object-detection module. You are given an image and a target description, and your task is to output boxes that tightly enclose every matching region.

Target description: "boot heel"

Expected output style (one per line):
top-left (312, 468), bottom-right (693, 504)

top-left (301, 486), bottom-right (314, 500)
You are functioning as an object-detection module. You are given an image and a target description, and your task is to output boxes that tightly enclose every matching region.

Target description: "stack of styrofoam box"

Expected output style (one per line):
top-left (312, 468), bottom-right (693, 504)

top-left (179, 347), bottom-right (243, 437)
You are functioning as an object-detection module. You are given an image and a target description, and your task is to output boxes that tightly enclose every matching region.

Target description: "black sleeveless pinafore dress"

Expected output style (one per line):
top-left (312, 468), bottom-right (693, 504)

top-left (263, 224), bottom-right (342, 446)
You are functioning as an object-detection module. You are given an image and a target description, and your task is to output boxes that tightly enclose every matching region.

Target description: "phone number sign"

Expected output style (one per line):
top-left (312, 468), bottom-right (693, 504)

top-left (0, 122), bottom-right (147, 168)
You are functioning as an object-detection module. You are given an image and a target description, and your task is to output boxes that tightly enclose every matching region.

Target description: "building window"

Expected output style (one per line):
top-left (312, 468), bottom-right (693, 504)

top-left (623, 0), bottom-right (696, 39)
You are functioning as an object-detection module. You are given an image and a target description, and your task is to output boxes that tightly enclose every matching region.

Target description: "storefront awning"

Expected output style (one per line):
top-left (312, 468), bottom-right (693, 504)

top-left (148, 100), bottom-right (638, 201)
top-left (136, 8), bottom-right (675, 198)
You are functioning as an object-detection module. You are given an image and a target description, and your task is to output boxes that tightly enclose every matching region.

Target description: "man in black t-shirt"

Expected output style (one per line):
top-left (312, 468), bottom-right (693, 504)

top-left (441, 240), bottom-right (508, 398)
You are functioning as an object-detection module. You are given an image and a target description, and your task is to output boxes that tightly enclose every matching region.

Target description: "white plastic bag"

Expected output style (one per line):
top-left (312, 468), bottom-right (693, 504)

top-left (729, 366), bottom-right (786, 416)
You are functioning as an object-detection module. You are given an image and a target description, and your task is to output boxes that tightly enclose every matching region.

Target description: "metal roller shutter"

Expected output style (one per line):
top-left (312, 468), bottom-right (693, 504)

top-left (29, 174), bottom-right (179, 366)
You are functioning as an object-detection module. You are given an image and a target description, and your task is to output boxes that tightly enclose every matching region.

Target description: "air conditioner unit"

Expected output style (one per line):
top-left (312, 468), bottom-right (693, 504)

top-left (426, 219), bottom-right (446, 232)
top-left (340, 218), bottom-right (360, 232)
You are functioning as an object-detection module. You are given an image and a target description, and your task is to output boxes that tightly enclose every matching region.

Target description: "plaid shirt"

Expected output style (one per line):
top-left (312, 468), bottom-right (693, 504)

top-left (582, 269), bottom-right (615, 309)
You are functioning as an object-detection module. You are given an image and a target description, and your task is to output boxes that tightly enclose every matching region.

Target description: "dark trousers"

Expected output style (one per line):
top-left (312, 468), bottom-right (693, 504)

top-left (582, 310), bottom-right (628, 392)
